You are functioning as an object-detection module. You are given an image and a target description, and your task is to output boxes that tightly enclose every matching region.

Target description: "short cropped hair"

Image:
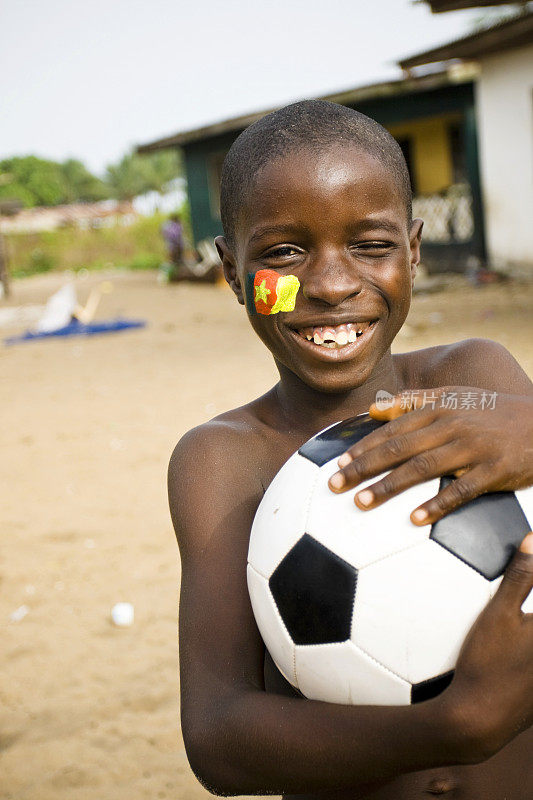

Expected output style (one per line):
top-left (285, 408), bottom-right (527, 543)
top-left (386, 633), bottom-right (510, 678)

top-left (220, 100), bottom-right (412, 249)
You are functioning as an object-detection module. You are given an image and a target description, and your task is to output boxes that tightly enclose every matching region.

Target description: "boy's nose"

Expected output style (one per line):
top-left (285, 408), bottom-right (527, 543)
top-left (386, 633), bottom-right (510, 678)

top-left (301, 250), bottom-right (363, 307)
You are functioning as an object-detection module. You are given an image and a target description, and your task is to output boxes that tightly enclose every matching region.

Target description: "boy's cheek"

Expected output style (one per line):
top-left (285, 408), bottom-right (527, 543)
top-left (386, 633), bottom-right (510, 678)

top-left (245, 270), bottom-right (300, 316)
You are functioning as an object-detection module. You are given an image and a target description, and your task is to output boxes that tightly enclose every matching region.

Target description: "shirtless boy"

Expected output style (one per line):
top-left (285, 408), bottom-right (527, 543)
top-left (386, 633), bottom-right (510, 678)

top-left (169, 101), bottom-right (533, 799)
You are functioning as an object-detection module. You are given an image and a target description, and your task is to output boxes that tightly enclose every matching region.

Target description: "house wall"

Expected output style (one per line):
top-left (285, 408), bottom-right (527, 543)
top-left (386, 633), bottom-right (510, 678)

top-left (182, 82), bottom-right (485, 271)
top-left (183, 131), bottom-right (235, 245)
top-left (475, 44), bottom-right (533, 272)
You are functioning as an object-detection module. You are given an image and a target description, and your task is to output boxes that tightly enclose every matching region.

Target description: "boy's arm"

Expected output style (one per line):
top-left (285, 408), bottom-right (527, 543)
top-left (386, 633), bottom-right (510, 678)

top-left (169, 421), bottom-right (533, 797)
top-left (329, 338), bottom-right (533, 524)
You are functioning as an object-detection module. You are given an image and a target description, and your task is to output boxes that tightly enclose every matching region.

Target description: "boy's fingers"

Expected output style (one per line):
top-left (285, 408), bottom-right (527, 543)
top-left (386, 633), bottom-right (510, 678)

top-left (409, 466), bottom-right (489, 525)
top-left (493, 533), bottom-right (533, 611)
top-left (335, 407), bottom-right (440, 472)
top-left (368, 388), bottom-right (450, 421)
top-left (369, 394), bottom-right (422, 420)
top-left (350, 444), bottom-right (461, 510)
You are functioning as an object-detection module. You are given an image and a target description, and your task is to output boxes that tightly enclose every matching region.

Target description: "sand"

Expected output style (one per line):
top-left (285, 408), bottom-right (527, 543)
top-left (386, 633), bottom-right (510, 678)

top-left (1, 269), bottom-right (532, 800)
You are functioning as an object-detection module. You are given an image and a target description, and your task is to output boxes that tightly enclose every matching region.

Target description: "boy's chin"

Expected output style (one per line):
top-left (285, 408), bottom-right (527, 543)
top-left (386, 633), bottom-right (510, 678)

top-left (282, 361), bottom-right (378, 396)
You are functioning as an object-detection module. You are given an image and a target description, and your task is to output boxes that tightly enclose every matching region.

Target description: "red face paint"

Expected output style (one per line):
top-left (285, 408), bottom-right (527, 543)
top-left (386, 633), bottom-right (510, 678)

top-left (253, 269), bottom-right (300, 315)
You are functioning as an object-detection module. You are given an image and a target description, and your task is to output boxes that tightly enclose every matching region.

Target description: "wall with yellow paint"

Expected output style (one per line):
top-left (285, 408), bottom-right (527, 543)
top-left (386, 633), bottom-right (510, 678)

top-left (388, 115), bottom-right (460, 195)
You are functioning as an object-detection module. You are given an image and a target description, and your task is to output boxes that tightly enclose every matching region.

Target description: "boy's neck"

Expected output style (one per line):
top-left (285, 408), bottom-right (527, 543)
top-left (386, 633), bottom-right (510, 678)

top-left (273, 350), bottom-right (400, 437)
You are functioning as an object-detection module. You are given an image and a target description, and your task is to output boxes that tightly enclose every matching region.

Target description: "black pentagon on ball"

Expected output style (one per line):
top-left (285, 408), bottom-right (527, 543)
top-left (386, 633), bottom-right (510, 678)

top-left (411, 670), bottom-right (454, 704)
top-left (269, 534), bottom-right (357, 645)
top-left (430, 477), bottom-right (530, 580)
top-left (298, 414), bottom-right (384, 467)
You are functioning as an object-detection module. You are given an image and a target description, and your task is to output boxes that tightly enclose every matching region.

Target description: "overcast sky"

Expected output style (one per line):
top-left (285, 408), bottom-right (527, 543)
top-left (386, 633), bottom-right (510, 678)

top-left (1, 0), bottom-right (481, 175)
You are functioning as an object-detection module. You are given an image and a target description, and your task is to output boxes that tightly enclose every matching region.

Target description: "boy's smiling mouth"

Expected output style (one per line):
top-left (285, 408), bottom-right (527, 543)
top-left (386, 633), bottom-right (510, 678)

top-left (286, 318), bottom-right (379, 360)
top-left (296, 320), bottom-right (375, 348)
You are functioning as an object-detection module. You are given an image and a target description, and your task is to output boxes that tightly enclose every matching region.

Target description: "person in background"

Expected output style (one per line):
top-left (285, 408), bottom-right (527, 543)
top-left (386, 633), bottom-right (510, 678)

top-left (161, 213), bottom-right (184, 277)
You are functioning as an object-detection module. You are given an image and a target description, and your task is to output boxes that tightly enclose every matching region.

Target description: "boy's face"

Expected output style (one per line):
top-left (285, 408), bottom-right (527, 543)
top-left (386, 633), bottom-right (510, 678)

top-left (218, 144), bottom-right (422, 394)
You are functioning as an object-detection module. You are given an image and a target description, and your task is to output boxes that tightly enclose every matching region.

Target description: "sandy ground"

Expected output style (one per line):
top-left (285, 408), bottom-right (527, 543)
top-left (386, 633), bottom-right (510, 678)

top-left (1, 269), bottom-right (532, 800)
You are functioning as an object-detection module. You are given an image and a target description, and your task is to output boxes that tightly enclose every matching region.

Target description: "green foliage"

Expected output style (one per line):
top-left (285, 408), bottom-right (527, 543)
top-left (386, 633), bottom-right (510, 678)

top-left (0, 155), bottom-right (110, 207)
top-left (0, 149), bottom-right (182, 208)
top-left (5, 211), bottom-right (186, 277)
top-left (0, 156), bottom-right (64, 207)
top-left (105, 150), bottom-right (182, 200)
top-left (61, 159), bottom-right (109, 203)
top-left (28, 248), bottom-right (55, 274)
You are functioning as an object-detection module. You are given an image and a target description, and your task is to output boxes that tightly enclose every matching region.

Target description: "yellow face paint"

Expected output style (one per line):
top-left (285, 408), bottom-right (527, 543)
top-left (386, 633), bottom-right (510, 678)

top-left (252, 270), bottom-right (300, 315)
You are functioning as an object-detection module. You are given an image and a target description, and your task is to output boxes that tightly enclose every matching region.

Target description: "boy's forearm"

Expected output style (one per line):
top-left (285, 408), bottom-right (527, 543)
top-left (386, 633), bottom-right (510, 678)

top-left (185, 688), bottom-right (472, 796)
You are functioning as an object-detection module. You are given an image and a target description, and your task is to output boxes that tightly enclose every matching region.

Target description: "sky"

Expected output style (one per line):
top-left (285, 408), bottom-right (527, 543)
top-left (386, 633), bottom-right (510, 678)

top-left (1, 0), bottom-right (482, 176)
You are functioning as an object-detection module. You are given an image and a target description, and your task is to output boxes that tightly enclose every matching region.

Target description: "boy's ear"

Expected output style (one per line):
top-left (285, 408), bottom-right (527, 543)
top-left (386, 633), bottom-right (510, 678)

top-left (215, 236), bottom-right (244, 305)
top-left (409, 218), bottom-right (423, 286)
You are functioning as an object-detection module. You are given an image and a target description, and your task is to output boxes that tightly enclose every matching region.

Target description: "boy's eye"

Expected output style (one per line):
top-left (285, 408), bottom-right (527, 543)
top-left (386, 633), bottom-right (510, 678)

top-left (265, 245), bottom-right (301, 258)
top-left (352, 241), bottom-right (395, 254)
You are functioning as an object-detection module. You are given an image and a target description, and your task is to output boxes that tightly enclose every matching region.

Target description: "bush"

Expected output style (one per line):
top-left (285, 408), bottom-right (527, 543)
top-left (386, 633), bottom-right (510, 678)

top-left (5, 211), bottom-right (186, 278)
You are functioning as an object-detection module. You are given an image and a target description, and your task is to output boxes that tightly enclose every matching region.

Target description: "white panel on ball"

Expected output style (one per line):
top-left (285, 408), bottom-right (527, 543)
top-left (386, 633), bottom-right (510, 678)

top-left (305, 460), bottom-right (436, 569)
top-left (353, 540), bottom-right (491, 684)
top-left (521, 588), bottom-right (533, 614)
top-left (295, 640), bottom-right (411, 706)
top-left (247, 564), bottom-right (297, 687)
top-left (515, 488), bottom-right (533, 528)
top-left (248, 453), bottom-right (319, 578)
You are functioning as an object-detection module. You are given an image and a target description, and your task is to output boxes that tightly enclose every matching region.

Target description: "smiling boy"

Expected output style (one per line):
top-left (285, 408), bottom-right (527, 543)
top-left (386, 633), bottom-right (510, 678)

top-left (169, 101), bottom-right (533, 799)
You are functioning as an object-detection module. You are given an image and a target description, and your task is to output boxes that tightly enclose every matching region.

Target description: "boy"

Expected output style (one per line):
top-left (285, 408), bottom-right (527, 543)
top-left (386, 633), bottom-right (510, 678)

top-left (169, 101), bottom-right (533, 799)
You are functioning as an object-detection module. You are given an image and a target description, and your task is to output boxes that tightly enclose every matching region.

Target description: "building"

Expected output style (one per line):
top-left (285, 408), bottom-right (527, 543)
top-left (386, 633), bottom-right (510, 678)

top-left (138, 3), bottom-right (533, 274)
top-left (139, 68), bottom-right (485, 273)
top-left (400, 5), bottom-right (533, 274)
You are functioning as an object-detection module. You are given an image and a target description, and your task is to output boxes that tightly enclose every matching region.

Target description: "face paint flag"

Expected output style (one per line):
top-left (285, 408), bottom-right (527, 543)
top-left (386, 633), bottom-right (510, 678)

top-left (253, 269), bottom-right (300, 315)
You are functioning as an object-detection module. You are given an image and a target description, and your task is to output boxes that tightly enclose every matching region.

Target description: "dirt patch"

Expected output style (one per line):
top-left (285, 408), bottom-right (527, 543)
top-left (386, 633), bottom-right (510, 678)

top-left (1, 270), bottom-right (532, 799)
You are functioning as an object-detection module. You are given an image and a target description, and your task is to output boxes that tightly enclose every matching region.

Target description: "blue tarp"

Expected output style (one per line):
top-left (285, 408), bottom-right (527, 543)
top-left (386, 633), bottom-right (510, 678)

top-left (4, 317), bottom-right (146, 345)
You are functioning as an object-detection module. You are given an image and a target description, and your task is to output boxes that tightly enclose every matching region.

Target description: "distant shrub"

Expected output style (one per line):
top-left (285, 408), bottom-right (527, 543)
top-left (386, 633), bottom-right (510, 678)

top-left (127, 253), bottom-right (162, 270)
top-left (5, 210), bottom-right (189, 277)
top-left (29, 248), bottom-right (55, 274)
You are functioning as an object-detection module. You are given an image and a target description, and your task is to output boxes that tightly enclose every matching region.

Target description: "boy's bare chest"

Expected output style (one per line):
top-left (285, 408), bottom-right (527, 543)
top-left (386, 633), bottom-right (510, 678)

top-left (282, 725), bottom-right (532, 799)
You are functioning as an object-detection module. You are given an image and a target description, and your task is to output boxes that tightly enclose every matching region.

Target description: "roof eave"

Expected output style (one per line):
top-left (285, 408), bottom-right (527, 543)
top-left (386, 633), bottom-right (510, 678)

top-left (137, 69), bottom-right (470, 153)
top-left (400, 11), bottom-right (533, 69)
top-left (424, 0), bottom-right (525, 13)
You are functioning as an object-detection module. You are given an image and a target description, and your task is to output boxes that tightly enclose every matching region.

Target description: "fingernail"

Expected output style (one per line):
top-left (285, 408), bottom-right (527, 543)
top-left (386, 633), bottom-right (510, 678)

top-left (356, 489), bottom-right (374, 508)
top-left (329, 472), bottom-right (345, 490)
top-left (519, 532), bottom-right (533, 554)
top-left (337, 453), bottom-right (352, 468)
top-left (411, 508), bottom-right (429, 524)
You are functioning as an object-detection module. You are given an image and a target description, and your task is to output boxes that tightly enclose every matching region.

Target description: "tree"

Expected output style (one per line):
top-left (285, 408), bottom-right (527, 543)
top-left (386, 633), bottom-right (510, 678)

top-left (0, 156), bottom-right (65, 207)
top-left (105, 150), bottom-right (182, 201)
top-left (0, 155), bottom-right (110, 207)
top-left (60, 159), bottom-right (109, 203)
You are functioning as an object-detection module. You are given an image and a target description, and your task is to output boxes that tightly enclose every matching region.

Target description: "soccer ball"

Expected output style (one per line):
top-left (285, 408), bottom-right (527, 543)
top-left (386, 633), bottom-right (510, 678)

top-left (247, 414), bottom-right (533, 706)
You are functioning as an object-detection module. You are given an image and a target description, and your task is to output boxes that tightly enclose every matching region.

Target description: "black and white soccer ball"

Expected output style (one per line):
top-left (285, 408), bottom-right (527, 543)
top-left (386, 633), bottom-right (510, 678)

top-left (247, 414), bottom-right (533, 706)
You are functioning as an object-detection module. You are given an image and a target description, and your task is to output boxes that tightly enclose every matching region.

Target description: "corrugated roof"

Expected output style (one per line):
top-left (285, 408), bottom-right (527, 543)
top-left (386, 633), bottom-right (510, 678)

top-left (137, 69), bottom-right (470, 153)
top-left (400, 8), bottom-right (533, 69)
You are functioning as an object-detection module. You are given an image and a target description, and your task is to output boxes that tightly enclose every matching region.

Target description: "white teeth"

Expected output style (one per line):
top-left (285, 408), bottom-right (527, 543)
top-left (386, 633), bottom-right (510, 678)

top-left (299, 322), bottom-right (374, 348)
top-left (336, 330), bottom-right (348, 346)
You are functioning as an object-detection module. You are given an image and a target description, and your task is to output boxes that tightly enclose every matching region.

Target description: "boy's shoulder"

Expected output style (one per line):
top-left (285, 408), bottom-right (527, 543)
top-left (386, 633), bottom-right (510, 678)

top-left (170, 398), bottom-right (270, 472)
top-left (168, 400), bottom-right (280, 559)
top-left (396, 337), bottom-right (522, 391)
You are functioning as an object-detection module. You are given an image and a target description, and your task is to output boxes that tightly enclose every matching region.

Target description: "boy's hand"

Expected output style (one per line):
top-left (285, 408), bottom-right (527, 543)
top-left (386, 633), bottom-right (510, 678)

top-left (328, 388), bottom-right (533, 525)
top-left (443, 532), bottom-right (533, 761)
